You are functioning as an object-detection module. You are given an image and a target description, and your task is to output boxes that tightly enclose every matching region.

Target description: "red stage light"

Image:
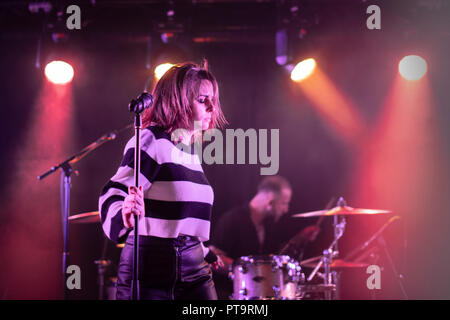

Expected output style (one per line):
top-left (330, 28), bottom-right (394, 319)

top-left (44, 60), bottom-right (74, 85)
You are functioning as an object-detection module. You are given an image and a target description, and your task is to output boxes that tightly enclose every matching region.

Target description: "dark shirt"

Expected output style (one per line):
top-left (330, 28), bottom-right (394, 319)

top-left (211, 203), bottom-right (295, 259)
top-left (210, 203), bottom-right (318, 299)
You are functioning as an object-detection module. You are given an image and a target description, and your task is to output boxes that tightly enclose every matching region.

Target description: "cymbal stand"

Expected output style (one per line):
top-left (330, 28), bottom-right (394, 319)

top-left (308, 197), bottom-right (347, 300)
top-left (95, 236), bottom-right (111, 300)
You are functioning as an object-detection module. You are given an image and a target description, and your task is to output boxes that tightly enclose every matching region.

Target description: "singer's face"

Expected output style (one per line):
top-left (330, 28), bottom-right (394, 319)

top-left (191, 80), bottom-right (214, 131)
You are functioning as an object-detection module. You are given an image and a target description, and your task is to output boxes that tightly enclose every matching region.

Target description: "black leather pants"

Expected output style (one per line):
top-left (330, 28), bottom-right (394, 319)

top-left (116, 235), bottom-right (217, 300)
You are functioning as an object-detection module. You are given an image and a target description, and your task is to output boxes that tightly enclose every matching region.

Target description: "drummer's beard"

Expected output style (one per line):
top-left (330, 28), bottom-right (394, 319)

top-left (262, 214), bottom-right (275, 227)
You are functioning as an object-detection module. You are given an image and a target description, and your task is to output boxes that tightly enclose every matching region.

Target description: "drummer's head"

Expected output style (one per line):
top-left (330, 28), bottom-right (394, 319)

top-left (256, 175), bottom-right (292, 222)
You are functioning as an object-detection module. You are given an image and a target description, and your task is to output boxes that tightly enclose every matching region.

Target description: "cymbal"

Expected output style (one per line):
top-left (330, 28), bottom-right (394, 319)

top-left (300, 256), bottom-right (369, 269)
top-left (69, 211), bottom-right (100, 224)
top-left (293, 206), bottom-right (391, 218)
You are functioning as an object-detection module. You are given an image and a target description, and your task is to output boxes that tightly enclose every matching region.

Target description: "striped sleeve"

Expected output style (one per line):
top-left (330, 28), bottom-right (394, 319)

top-left (98, 130), bottom-right (161, 243)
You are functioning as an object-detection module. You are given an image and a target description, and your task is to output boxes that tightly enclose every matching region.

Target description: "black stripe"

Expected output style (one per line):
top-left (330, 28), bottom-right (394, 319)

top-left (100, 181), bottom-right (128, 196)
top-left (145, 125), bottom-right (169, 140)
top-left (146, 125), bottom-right (198, 155)
top-left (110, 209), bottom-right (125, 243)
top-left (156, 163), bottom-right (209, 185)
top-left (144, 199), bottom-right (212, 221)
top-left (121, 148), bottom-right (160, 183)
top-left (100, 195), bottom-right (125, 224)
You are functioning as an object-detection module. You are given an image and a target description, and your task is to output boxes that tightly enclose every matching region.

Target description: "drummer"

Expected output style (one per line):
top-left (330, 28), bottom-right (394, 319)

top-left (208, 175), bottom-right (320, 299)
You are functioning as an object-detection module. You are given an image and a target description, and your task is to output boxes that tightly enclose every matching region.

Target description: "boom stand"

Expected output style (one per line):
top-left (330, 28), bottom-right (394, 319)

top-left (60, 163), bottom-right (73, 300)
top-left (38, 129), bottom-right (120, 299)
top-left (377, 236), bottom-right (408, 299)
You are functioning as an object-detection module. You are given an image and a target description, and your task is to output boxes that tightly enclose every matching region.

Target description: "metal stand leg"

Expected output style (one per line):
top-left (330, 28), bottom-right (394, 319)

top-left (60, 164), bottom-right (73, 300)
top-left (378, 236), bottom-right (408, 299)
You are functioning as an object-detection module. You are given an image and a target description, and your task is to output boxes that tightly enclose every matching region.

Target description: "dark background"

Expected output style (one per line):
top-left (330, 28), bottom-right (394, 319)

top-left (0, 0), bottom-right (449, 299)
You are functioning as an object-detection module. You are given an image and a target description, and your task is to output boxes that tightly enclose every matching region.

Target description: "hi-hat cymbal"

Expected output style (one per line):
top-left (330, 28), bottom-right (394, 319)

top-left (69, 211), bottom-right (100, 224)
top-left (293, 206), bottom-right (391, 218)
top-left (300, 256), bottom-right (369, 269)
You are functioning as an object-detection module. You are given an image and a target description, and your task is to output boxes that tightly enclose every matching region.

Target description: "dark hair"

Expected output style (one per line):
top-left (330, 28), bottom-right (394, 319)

top-left (142, 61), bottom-right (227, 133)
top-left (257, 175), bottom-right (292, 195)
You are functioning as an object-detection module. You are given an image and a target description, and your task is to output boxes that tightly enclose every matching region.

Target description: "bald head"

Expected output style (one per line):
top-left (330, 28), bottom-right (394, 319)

top-left (253, 175), bottom-right (292, 222)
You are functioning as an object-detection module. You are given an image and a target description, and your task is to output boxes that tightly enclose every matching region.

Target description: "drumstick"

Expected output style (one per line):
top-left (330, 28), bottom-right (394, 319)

top-left (315, 196), bottom-right (337, 228)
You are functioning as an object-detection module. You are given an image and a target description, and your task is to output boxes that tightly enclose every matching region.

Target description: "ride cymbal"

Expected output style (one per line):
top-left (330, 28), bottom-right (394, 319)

top-left (293, 206), bottom-right (391, 218)
top-left (69, 211), bottom-right (100, 224)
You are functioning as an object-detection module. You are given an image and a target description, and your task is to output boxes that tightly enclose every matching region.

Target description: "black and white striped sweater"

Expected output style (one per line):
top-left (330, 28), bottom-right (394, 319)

top-left (98, 125), bottom-right (215, 258)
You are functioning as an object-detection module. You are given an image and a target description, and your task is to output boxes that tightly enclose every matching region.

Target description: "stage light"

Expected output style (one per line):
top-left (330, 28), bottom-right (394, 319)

top-left (399, 55), bottom-right (427, 81)
top-left (154, 62), bottom-right (174, 80)
top-left (290, 58), bottom-right (316, 82)
top-left (44, 60), bottom-right (74, 85)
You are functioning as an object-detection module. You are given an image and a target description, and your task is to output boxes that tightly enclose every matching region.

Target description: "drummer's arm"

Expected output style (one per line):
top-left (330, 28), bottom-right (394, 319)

top-left (208, 245), bottom-right (234, 272)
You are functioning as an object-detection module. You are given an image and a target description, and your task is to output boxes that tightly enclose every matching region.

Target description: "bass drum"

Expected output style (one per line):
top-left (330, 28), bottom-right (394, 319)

top-left (230, 255), bottom-right (304, 300)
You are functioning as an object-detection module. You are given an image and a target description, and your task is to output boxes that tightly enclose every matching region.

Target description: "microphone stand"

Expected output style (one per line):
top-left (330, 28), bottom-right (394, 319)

top-left (344, 216), bottom-right (400, 262)
top-left (377, 236), bottom-right (408, 299)
top-left (38, 126), bottom-right (129, 299)
top-left (131, 112), bottom-right (142, 300)
top-left (127, 92), bottom-right (153, 300)
top-left (344, 215), bottom-right (407, 299)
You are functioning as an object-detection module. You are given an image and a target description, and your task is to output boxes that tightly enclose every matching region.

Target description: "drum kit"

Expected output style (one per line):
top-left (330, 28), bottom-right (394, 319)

top-left (229, 197), bottom-right (395, 300)
top-left (69, 197), bottom-right (396, 300)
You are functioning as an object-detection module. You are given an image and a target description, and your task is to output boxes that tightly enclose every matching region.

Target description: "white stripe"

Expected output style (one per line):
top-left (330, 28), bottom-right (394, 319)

top-left (99, 187), bottom-right (125, 240)
top-left (125, 129), bottom-right (204, 172)
top-left (145, 180), bottom-right (214, 204)
top-left (130, 217), bottom-right (211, 242)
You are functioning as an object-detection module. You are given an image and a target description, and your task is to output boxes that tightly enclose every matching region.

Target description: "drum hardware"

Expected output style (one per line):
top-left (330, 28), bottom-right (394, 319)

top-left (230, 255), bottom-right (303, 300)
top-left (272, 286), bottom-right (280, 299)
top-left (68, 211), bottom-right (100, 224)
top-left (293, 197), bottom-right (396, 300)
top-left (342, 216), bottom-right (408, 300)
top-left (69, 210), bottom-right (125, 299)
top-left (94, 258), bottom-right (111, 300)
top-left (302, 197), bottom-right (348, 300)
top-left (227, 197), bottom-right (399, 300)
top-left (297, 284), bottom-right (336, 300)
top-left (94, 235), bottom-right (123, 300)
top-left (301, 256), bottom-right (369, 269)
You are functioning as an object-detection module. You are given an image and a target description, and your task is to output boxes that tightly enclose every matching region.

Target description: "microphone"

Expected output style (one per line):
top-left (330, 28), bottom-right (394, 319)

top-left (128, 92), bottom-right (154, 113)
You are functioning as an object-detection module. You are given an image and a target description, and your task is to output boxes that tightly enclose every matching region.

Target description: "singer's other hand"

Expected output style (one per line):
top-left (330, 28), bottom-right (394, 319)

top-left (122, 186), bottom-right (145, 228)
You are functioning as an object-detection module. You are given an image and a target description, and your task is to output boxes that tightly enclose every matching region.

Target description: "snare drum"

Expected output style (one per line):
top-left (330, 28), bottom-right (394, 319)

top-left (230, 255), bottom-right (304, 300)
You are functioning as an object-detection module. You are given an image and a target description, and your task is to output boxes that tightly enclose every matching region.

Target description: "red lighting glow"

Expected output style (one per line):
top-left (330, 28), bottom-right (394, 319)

top-left (44, 60), bottom-right (74, 85)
